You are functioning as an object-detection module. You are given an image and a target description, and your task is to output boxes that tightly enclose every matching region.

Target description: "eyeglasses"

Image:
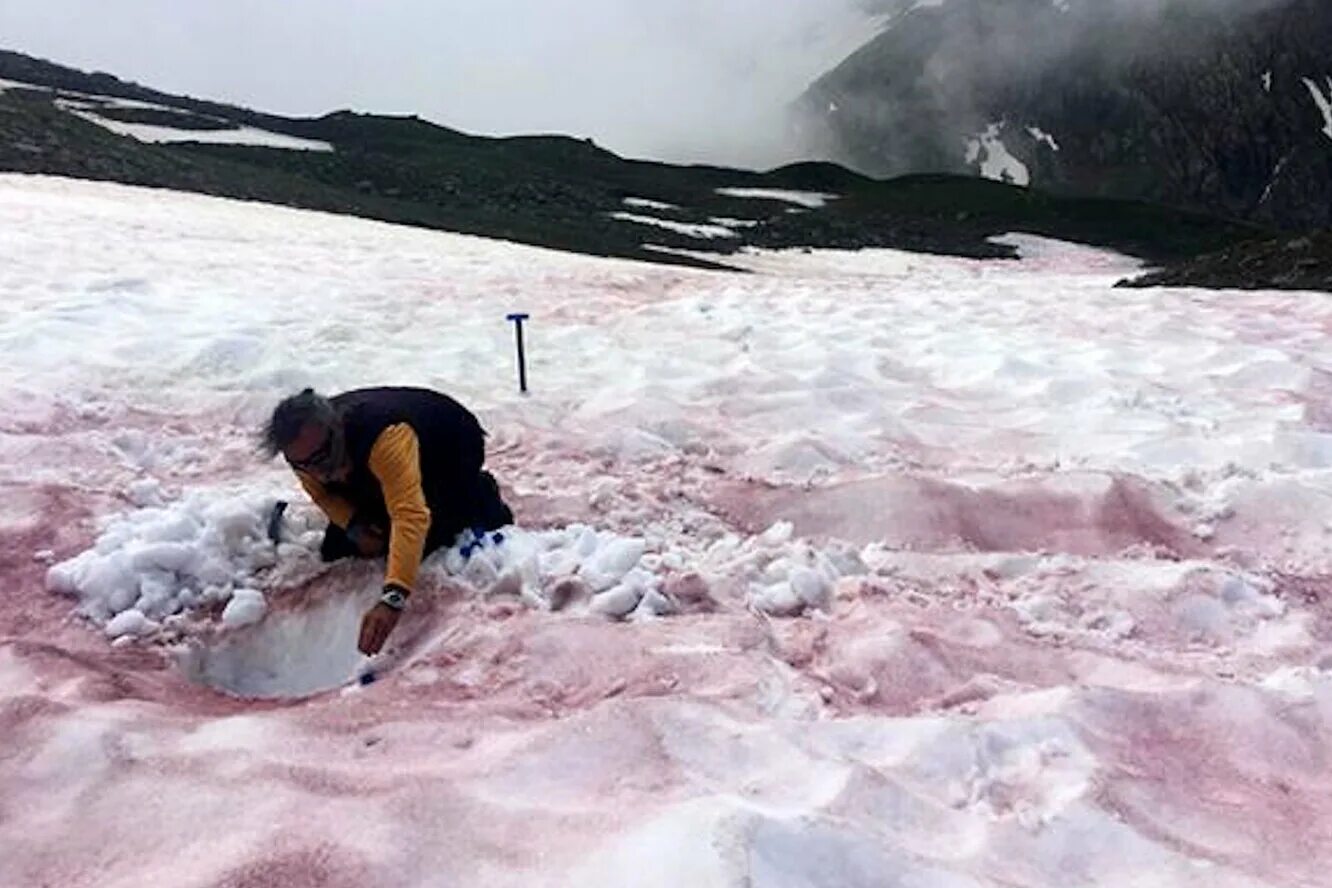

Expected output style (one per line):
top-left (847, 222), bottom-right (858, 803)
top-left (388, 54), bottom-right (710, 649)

top-left (287, 428), bottom-right (339, 474)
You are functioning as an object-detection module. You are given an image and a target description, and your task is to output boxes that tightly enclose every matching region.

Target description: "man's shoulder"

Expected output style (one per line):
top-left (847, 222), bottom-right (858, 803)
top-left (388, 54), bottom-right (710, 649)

top-left (332, 385), bottom-right (454, 406)
top-left (333, 386), bottom-right (477, 426)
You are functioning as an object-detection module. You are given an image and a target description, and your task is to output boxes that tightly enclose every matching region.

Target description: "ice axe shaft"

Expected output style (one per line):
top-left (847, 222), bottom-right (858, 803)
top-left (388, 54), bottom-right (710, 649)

top-left (506, 313), bottom-right (530, 394)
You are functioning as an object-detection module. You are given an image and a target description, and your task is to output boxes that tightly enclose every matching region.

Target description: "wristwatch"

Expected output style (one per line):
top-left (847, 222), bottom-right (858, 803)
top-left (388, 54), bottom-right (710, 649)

top-left (380, 586), bottom-right (409, 611)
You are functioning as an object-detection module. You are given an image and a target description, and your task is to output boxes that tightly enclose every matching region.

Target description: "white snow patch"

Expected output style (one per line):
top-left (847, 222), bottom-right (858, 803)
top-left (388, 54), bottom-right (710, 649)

top-left (1026, 126), bottom-right (1060, 151)
top-left (609, 212), bottom-right (737, 240)
top-left (622, 197), bottom-right (678, 211)
top-left (709, 216), bottom-right (761, 229)
top-left (3, 174), bottom-right (1331, 888)
top-left (1259, 152), bottom-right (1294, 206)
top-left (1302, 76), bottom-right (1332, 142)
top-left (0, 76), bottom-right (332, 151)
top-left (0, 77), bottom-right (48, 95)
top-left (60, 103), bottom-right (334, 152)
top-left (966, 123), bottom-right (1031, 186)
top-left (1259, 666), bottom-right (1325, 702)
top-left (714, 188), bottom-right (838, 209)
top-left (104, 608), bottom-right (157, 639)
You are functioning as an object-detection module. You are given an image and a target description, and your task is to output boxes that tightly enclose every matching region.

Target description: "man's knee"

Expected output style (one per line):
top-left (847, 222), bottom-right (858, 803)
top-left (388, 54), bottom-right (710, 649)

top-left (319, 524), bottom-right (359, 562)
top-left (476, 470), bottom-right (513, 529)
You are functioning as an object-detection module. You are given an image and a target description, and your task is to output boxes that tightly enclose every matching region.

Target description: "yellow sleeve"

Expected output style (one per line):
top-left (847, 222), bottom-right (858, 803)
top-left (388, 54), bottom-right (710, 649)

top-left (368, 423), bottom-right (431, 593)
top-left (295, 470), bottom-right (355, 529)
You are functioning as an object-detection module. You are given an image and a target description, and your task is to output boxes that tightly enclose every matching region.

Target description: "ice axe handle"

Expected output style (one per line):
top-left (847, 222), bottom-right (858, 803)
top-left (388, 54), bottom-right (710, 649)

top-left (506, 313), bottom-right (530, 394)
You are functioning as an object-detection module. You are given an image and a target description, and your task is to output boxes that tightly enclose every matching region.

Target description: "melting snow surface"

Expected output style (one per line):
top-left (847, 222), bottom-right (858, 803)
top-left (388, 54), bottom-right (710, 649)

top-left (1, 175), bottom-right (1331, 887)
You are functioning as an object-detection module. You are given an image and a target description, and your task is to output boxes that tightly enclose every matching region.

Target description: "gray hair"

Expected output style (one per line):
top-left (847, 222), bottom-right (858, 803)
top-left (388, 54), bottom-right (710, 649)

top-left (258, 387), bottom-right (338, 458)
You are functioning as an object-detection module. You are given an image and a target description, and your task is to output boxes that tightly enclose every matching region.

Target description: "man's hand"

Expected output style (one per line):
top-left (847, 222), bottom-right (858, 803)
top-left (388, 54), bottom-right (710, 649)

top-left (358, 601), bottom-right (401, 655)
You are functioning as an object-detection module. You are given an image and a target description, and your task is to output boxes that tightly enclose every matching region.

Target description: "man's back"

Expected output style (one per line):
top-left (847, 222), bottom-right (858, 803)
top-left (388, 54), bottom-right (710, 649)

top-left (322, 387), bottom-right (486, 521)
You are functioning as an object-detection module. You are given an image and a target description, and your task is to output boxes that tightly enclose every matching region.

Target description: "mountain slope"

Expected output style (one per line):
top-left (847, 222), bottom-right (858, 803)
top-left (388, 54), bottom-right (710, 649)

top-left (796, 0), bottom-right (1332, 232)
top-left (0, 46), bottom-right (1292, 286)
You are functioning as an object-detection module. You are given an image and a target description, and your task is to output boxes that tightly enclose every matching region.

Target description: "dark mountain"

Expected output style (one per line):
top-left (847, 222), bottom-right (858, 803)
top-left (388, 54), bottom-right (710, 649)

top-left (0, 47), bottom-right (1322, 289)
top-left (795, 0), bottom-right (1332, 232)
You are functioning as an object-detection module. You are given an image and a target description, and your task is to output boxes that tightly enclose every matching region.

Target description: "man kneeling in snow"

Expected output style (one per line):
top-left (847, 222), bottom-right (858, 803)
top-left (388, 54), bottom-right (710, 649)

top-left (260, 386), bottom-right (513, 655)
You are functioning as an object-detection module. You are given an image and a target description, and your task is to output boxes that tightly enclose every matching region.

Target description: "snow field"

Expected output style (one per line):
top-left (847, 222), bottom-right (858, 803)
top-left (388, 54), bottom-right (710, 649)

top-left (1, 175), bottom-right (1330, 886)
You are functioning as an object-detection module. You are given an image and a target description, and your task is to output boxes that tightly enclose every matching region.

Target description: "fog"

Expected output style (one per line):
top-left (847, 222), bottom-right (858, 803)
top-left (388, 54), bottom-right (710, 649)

top-left (0, 0), bottom-right (880, 169)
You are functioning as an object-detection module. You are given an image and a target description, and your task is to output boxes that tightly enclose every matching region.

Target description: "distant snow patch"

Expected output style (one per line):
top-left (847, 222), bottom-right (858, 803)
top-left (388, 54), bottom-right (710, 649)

top-left (623, 197), bottom-right (678, 212)
top-left (1302, 76), bottom-right (1332, 142)
top-left (1027, 126), bottom-right (1060, 152)
top-left (714, 188), bottom-right (838, 209)
top-left (610, 212), bottom-right (738, 240)
top-left (0, 75), bottom-right (333, 152)
top-left (0, 77), bottom-right (48, 95)
top-left (709, 217), bottom-right (761, 229)
top-left (966, 123), bottom-right (1031, 187)
top-left (61, 103), bottom-right (334, 152)
top-left (1259, 152), bottom-right (1294, 206)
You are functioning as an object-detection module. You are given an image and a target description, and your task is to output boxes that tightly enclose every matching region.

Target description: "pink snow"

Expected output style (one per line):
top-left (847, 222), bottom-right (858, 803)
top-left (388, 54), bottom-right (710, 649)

top-left (1, 176), bottom-right (1330, 887)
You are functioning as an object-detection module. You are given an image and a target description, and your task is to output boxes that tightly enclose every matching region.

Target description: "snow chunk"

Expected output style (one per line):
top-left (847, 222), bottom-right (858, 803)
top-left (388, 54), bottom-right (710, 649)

top-left (126, 478), bottom-right (166, 507)
top-left (46, 486), bottom-right (315, 628)
top-left (221, 589), bottom-right (267, 628)
top-left (591, 577), bottom-right (648, 619)
top-left (582, 537), bottom-right (648, 592)
top-left (105, 608), bottom-right (157, 639)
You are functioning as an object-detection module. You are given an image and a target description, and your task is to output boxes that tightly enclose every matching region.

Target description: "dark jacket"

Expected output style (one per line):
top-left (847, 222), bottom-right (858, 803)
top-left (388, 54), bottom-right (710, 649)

top-left (297, 386), bottom-right (499, 592)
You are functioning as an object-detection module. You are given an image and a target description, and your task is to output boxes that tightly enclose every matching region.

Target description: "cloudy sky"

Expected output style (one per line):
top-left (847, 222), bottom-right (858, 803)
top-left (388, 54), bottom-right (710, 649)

top-left (0, 0), bottom-right (878, 169)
